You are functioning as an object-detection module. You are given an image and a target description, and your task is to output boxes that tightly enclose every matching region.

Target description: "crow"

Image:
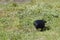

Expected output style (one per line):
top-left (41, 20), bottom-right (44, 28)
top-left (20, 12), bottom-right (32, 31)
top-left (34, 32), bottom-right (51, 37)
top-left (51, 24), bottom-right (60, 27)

top-left (33, 20), bottom-right (46, 31)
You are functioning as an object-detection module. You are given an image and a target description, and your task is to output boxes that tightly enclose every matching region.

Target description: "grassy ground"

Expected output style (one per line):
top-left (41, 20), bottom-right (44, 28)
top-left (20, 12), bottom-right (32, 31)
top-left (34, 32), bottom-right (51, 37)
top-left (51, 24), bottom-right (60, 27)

top-left (0, 0), bottom-right (60, 40)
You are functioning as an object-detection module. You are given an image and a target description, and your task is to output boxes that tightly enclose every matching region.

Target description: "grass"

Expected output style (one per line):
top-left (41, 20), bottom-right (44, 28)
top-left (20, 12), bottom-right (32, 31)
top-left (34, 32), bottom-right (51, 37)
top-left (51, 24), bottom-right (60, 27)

top-left (0, 0), bottom-right (60, 40)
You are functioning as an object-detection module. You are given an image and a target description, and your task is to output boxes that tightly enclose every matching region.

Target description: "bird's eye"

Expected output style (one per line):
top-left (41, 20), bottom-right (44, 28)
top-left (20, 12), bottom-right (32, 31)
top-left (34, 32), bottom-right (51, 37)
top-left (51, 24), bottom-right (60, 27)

top-left (35, 23), bottom-right (38, 25)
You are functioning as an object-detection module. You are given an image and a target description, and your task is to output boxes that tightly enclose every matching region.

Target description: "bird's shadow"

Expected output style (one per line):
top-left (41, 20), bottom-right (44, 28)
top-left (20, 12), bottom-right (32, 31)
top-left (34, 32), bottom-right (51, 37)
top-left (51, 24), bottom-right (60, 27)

top-left (44, 27), bottom-right (50, 31)
top-left (37, 26), bottom-right (51, 32)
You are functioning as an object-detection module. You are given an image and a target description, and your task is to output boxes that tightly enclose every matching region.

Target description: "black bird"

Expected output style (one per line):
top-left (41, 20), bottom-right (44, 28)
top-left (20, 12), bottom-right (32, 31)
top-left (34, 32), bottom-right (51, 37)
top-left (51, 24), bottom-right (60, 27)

top-left (33, 20), bottom-right (46, 31)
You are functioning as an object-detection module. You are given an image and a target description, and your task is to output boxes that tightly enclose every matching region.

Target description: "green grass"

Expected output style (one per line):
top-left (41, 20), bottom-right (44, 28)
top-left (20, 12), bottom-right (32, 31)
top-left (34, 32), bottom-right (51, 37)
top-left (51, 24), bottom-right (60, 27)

top-left (0, 0), bottom-right (60, 40)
